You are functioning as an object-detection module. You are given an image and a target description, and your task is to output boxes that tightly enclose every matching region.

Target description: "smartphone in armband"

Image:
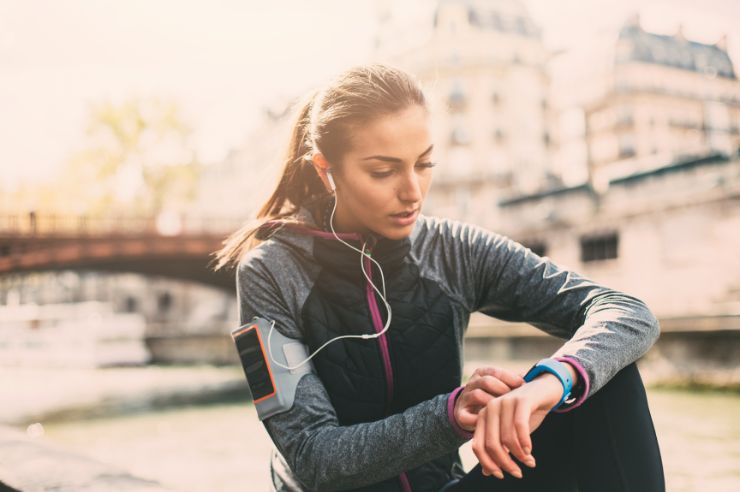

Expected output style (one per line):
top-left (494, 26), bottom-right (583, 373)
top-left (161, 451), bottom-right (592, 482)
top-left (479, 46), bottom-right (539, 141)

top-left (231, 316), bottom-right (313, 420)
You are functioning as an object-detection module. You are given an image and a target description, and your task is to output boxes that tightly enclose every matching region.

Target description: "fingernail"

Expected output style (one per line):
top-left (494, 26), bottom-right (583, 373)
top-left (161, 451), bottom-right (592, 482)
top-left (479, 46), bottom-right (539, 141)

top-left (494, 470), bottom-right (504, 480)
top-left (523, 446), bottom-right (531, 455)
top-left (512, 469), bottom-right (523, 479)
top-left (482, 469), bottom-right (489, 476)
top-left (524, 456), bottom-right (536, 467)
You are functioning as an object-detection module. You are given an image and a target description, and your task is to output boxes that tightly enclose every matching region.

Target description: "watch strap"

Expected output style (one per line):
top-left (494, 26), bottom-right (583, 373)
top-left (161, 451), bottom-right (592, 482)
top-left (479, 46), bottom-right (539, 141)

top-left (523, 358), bottom-right (573, 411)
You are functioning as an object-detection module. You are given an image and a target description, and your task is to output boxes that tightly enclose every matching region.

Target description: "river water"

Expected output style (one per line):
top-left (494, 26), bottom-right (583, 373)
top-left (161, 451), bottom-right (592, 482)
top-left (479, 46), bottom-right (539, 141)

top-left (37, 387), bottom-right (740, 492)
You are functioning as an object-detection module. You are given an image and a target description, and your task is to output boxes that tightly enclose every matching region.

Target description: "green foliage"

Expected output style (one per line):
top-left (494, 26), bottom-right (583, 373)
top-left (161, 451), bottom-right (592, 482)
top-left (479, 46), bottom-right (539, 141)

top-left (60, 97), bottom-right (202, 217)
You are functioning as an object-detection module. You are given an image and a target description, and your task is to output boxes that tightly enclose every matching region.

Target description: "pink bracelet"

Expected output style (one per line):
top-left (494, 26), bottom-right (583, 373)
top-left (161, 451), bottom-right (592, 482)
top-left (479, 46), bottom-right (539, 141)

top-left (553, 356), bottom-right (590, 413)
top-left (447, 386), bottom-right (474, 440)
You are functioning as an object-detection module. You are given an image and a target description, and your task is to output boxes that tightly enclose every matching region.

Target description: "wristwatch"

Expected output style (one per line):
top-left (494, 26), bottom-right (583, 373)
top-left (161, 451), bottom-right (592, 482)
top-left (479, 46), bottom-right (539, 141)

top-left (523, 358), bottom-right (573, 411)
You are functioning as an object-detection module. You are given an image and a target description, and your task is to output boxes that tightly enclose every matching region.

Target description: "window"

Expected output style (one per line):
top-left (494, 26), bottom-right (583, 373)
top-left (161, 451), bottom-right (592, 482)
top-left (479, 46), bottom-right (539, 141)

top-left (515, 17), bottom-right (528, 36)
top-left (615, 108), bottom-right (634, 128)
top-left (124, 296), bottom-right (138, 313)
top-left (618, 146), bottom-right (636, 159)
top-left (618, 134), bottom-right (636, 159)
top-left (158, 291), bottom-right (173, 313)
top-left (448, 81), bottom-right (466, 112)
top-left (450, 126), bottom-right (471, 146)
top-left (580, 232), bottom-right (618, 262)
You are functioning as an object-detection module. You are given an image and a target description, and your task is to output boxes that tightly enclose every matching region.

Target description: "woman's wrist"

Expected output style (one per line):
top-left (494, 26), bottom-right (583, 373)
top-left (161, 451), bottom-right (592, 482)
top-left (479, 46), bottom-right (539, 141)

top-left (529, 373), bottom-right (567, 410)
top-left (524, 358), bottom-right (579, 411)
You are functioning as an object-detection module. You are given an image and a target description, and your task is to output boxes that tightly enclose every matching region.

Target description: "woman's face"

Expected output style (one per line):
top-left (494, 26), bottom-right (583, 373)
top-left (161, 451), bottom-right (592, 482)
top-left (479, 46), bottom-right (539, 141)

top-left (320, 104), bottom-right (435, 241)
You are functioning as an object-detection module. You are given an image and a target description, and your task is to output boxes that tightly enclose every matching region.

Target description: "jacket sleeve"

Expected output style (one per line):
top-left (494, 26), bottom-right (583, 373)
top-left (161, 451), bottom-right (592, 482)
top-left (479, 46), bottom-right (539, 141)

top-left (446, 220), bottom-right (660, 405)
top-left (236, 254), bottom-right (471, 492)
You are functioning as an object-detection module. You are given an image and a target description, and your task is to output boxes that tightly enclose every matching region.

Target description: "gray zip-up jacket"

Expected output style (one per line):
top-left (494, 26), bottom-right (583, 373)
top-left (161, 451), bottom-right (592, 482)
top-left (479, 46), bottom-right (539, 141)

top-left (236, 202), bottom-right (660, 492)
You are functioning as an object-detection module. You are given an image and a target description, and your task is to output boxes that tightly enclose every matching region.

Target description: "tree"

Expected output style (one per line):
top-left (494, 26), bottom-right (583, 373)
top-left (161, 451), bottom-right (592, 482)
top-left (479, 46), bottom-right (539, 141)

top-left (59, 97), bottom-right (202, 218)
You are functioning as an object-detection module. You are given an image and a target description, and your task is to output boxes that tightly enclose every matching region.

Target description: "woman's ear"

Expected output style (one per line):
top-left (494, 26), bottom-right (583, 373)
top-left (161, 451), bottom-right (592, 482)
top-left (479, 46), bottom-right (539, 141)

top-left (311, 152), bottom-right (334, 192)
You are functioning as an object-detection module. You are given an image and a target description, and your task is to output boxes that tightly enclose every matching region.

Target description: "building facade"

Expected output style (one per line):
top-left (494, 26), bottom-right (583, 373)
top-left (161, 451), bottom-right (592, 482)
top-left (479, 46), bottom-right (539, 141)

top-left (551, 14), bottom-right (740, 187)
top-left (374, 0), bottom-right (554, 225)
top-left (495, 153), bottom-right (740, 318)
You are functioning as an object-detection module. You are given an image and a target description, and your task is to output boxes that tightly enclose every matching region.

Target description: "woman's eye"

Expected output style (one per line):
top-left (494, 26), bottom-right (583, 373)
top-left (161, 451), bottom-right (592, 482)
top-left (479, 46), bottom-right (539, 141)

top-left (370, 171), bottom-right (394, 178)
top-left (370, 162), bottom-right (437, 179)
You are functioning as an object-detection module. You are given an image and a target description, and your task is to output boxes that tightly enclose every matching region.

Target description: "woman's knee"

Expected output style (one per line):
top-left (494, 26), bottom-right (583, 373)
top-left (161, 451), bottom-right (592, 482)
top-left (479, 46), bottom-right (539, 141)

top-left (572, 362), bottom-right (665, 491)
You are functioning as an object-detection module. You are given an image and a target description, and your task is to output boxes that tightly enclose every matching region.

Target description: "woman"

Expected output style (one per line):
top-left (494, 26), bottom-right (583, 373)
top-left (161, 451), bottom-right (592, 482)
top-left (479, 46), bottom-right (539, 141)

top-left (211, 64), bottom-right (664, 492)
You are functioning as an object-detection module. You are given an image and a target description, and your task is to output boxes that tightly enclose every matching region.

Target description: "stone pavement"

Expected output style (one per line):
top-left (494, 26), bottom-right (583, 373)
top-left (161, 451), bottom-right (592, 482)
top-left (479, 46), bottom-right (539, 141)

top-left (0, 425), bottom-right (169, 491)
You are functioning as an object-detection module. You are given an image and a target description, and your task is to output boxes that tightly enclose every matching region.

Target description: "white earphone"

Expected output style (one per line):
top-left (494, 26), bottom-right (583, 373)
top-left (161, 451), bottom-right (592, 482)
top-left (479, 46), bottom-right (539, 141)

top-left (326, 169), bottom-right (336, 192)
top-left (267, 167), bottom-right (393, 371)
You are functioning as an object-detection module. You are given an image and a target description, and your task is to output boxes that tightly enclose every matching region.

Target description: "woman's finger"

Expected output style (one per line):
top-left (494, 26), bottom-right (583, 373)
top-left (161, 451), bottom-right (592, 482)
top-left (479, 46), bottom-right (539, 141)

top-left (484, 400), bottom-right (522, 479)
top-left (473, 367), bottom-right (525, 389)
top-left (476, 374), bottom-right (513, 396)
top-left (464, 388), bottom-right (496, 407)
top-left (499, 397), bottom-right (529, 466)
top-left (456, 403), bottom-right (485, 431)
top-left (472, 407), bottom-right (504, 479)
top-left (513, 400), bottom-right (535, 466)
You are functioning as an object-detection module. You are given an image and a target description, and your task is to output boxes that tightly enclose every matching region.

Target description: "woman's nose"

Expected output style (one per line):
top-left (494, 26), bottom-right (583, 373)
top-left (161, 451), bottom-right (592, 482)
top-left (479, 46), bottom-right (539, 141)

top-left (398, 171), bottom-right (423, 203)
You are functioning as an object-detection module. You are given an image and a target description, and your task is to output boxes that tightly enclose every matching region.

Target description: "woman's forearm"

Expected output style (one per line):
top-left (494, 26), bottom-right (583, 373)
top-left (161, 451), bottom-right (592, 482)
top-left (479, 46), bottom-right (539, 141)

top-left (263, 374), bottom-right (471, 491)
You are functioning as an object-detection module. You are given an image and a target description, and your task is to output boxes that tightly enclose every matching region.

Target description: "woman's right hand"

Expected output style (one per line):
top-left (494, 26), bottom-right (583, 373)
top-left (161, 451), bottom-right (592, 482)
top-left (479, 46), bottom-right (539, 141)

top-left (454, 367), bottom-right (525, 432)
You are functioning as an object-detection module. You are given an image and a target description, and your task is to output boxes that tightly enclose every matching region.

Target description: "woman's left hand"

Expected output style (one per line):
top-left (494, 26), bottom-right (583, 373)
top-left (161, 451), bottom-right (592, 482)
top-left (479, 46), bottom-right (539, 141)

top-left (471, 373), bottom-right (564, 480)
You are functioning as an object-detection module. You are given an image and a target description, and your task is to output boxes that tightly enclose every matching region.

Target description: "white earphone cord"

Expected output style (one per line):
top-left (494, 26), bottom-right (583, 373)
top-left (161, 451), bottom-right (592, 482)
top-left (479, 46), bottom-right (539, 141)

top-left (268, 190), bottom-right (392, 371)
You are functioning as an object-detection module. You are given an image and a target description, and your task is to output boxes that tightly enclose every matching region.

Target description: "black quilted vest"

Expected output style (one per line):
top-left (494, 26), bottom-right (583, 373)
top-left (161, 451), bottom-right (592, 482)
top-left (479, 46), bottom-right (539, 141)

top-left (299, 229), bottom-right (465, 492)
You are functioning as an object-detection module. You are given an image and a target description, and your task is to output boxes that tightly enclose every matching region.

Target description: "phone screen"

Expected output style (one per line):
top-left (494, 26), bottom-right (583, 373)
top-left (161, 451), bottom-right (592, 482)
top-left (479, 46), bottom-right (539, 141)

top-left (235, 328), bottom-right (275, 401)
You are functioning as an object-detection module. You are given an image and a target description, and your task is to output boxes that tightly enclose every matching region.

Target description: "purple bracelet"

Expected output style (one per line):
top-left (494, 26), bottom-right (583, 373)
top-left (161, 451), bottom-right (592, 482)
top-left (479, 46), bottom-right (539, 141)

top-left (552, 356), bottom-right (590, 413)
top-left (447, 386), bottom-right (474, 440)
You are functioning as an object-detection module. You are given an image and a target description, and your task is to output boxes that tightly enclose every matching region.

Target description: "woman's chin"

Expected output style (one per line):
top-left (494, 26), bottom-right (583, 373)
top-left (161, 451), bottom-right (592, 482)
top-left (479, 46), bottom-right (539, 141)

top-left (376, 222), bottom-right (416, 240)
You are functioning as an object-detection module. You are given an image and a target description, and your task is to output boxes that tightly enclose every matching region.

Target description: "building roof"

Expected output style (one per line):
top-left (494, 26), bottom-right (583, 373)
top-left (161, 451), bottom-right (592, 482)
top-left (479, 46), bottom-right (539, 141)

top-left (610, 152), bottom-right (733, 186)
top-left (499, 152), bottom-right (737, 207)
top-left (433, 0), bottom-right (541, 39)
top-left (498, 183), bottom-right (592, 207)
top-left (617, 21), bottom-right (736, 79)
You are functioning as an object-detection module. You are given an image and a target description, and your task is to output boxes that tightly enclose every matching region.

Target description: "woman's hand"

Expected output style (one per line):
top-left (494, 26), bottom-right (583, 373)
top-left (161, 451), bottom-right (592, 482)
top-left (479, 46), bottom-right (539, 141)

top-left (454, 367), bottom-right (525, 432)
top-left (471, 373), bottom-right (564, 480)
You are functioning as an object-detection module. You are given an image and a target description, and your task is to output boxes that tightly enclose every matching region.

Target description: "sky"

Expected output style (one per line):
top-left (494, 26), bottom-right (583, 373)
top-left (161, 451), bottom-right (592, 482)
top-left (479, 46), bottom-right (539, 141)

top-left (1, 0), bottom-right (739, 190)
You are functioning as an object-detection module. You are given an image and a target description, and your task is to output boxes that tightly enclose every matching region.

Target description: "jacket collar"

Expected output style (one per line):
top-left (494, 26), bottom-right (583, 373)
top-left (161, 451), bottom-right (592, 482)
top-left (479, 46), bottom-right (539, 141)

top-left (260, 195), bottom-right (419, 281)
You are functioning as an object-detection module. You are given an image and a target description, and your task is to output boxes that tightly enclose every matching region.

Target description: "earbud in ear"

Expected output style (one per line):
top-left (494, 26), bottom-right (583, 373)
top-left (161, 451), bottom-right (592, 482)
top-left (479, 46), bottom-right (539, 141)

top-left (326, 169), bottom-right (336, 192)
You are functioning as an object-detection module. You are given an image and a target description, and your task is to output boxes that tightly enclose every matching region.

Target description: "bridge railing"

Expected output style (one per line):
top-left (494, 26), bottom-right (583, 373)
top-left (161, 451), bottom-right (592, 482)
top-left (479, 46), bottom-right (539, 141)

top-left (0, 213), bottom-right (247, 237)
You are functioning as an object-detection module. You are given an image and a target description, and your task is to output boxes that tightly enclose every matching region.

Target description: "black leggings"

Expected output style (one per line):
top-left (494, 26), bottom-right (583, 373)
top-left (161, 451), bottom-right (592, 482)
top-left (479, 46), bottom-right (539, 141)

top-left (442, 362), bottom-right (665, 492)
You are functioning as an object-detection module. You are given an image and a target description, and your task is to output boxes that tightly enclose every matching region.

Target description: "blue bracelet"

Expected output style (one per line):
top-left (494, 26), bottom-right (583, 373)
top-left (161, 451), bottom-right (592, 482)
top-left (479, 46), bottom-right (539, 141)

top-left (523, 358), bottom-right (573, 411)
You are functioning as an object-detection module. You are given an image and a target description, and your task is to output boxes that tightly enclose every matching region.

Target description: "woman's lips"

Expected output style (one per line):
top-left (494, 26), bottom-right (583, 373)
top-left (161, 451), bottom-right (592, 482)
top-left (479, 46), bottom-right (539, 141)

top-left (389, 209), bottom-right (418, 226)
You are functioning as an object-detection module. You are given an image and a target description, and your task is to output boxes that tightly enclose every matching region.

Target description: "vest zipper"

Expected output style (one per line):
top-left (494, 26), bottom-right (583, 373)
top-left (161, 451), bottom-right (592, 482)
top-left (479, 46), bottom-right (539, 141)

top-left (363, 246), bottom-right (394, 414)
top-left (363, 243), bottom-right (413, 492)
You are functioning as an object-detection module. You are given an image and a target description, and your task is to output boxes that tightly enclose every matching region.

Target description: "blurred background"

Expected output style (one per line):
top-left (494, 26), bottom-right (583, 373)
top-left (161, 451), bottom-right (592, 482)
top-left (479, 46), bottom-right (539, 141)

top-left (1, 0), bottom-right (739, 490)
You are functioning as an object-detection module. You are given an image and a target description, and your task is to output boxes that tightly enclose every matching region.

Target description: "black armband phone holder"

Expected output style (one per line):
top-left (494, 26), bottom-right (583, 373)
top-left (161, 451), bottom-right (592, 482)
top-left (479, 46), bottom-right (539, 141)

top-left (231, 316), bottom-right (313, 420)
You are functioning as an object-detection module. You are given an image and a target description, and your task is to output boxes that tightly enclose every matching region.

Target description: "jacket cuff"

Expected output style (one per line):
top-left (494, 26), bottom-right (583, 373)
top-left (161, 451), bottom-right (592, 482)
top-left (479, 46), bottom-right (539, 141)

top-left (552, 356), bottom-right (590, 413)
top-left (447, 386), bottom-right (474, 440)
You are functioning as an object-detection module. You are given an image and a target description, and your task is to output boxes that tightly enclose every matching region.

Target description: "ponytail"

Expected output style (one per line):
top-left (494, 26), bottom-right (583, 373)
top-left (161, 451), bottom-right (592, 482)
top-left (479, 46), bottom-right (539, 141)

top-left (209, 91), bottom-right (328, 272)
